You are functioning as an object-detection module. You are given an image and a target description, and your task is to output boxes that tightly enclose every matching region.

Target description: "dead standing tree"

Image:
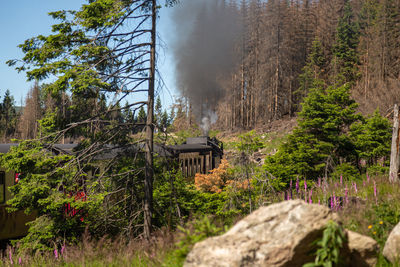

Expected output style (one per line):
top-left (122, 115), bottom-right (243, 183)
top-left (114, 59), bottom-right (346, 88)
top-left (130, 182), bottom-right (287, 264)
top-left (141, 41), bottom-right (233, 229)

top-left (389, 104), bottom-right (400, 182)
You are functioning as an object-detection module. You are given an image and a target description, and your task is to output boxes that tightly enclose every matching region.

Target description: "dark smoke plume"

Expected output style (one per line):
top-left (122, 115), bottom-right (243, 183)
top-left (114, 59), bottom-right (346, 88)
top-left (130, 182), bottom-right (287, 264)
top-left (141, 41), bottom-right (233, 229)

top-left (170, 0), bottom-right (241, 134)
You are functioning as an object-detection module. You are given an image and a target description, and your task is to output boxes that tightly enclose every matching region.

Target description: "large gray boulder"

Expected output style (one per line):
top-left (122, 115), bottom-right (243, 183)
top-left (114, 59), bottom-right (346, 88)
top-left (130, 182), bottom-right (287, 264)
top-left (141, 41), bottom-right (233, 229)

top-left (383, 221), bottom-right (400, 263)
top-left (184, 200), bottom-right (377, 267)
top-left (346, 230), bottom-right (379, 267)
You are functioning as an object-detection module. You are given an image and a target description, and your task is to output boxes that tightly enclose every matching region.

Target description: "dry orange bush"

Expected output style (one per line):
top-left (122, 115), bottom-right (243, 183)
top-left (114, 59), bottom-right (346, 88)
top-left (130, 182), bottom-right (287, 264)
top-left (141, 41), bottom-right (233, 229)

top-left (195, 159), bottom-right (230, 193)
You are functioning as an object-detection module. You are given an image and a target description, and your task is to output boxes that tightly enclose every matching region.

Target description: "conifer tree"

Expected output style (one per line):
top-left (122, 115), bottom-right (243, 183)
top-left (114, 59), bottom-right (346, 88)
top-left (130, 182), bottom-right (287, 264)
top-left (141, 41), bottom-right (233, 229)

top-left (332, 1), bottom-right (360, 84)
top-left (1, 90), bottom-right (17, 141)
top-left (351, 109), bottom-right (392, 166)
top-left (265, 82), bottom-right (361, 182)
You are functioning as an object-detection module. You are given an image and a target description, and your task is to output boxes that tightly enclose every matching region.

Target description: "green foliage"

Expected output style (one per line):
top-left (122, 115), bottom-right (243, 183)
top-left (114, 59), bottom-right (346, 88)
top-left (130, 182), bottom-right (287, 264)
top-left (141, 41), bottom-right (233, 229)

top-left (0, 89), bottom-right (18, 139)
top-left (367, 165), bottom-right (388, 176)
top-left (38, 109), bottom-right (59, 137)
top-left (170, 128), bottom-right (202, 145)
top-left (303, 221), bottom-right (347, 267)
top-left (330, 163), bottom-right (360, 181)
top-left (174, 216), bottom-right (227, 262)
top-left (235, 130), bottom-right (265, 154)
top-left (297, 38), bottom-right (328, 100)
top-left (137, 106), bottom-right (147, 124)
top-left (332, 1), bottom-right (360, 84)
top-left (265, 83), bottom-right (361, 182)
top-left (351, 109), bottom-right (391, 166)
top-left (1, 141), bottom-right (104, 251)
top-left (366, 203), bottom-right (400, 248)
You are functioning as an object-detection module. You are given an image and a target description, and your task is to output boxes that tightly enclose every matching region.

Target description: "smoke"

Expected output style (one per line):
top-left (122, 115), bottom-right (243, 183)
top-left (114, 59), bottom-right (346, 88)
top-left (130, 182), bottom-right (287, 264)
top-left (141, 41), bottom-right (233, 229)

top-left (200, 109), bottom-right (218, 135)
top-left (170, 0), bottom-right (241, 133)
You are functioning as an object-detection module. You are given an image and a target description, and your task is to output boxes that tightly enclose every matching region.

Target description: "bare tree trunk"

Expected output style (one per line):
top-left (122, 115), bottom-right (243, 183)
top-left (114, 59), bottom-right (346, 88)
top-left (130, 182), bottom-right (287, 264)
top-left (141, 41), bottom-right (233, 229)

top-left (144, 0), bottom-right (156, 240)
top-left (390, 104), bottom-right (399, 182)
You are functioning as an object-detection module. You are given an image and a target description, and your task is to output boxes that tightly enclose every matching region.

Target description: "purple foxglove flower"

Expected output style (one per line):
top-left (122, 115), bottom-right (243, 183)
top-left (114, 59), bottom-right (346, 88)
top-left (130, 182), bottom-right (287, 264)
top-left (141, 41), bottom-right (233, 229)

top-left (309, 195), bottom-right (312, 204)
top-left (296, 177), bottom-right (299, 194)
top-left (304, 179), bottom-right (307, 191)
top-left (330, 195), bottom-right (334, 210)
top-left (290, 179), bottom-right (292, 190)
top-left (318, 177), bottom-right (321, 188)
top-left (54, 249), bottom-right (58, 259)
top-left (353, 182), bottom-right (358, 194)
top-left (333, 192), bottom-right (336, 205)
top-left (61, 245), bottom-right (65, 256)
top-left (9, 249), bottom-right (13, 265)
top-left (340, 175), bottom-right (343, 185)
top-left (18, 257), bottom-right (22, 265)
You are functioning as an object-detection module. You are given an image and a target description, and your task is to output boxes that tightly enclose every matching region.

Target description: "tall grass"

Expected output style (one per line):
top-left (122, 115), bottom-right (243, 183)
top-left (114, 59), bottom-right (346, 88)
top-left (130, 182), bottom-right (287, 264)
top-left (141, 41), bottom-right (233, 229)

top-left (2, 173), bottom-right (400, 266)
top-left (0, 230), bottom-right (182, 267)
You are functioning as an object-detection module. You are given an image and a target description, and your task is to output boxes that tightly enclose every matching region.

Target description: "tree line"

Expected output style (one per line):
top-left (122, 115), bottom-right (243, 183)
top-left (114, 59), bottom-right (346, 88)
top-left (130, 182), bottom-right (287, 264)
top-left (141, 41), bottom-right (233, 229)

top-left (0, 84), bottom-right (173, 142)
top-left (212, 0), bottom-right (400, 130)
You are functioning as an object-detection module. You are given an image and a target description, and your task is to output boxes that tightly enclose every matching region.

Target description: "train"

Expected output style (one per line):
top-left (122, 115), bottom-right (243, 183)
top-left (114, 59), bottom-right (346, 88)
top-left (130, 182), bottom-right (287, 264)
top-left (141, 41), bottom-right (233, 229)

top-left (0, 137), bottom-right (224, 241)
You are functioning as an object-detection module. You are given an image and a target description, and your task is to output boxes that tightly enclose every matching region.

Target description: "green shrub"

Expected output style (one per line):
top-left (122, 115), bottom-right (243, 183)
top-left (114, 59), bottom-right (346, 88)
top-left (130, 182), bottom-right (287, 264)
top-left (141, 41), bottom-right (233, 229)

top-left (303, 221), bottom-right (347, 267)
top-left (331, 163), bottom-right (360, 181)
top-left (173, 216), bottom-right (227, 263)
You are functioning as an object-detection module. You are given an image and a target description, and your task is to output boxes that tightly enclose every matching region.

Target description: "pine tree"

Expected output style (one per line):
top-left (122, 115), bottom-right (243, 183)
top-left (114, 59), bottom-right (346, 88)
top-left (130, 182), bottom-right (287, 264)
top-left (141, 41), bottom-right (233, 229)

top-left (154, 96), bottom-right (162, 129)
top-left (137, 106), bottom-right (147, 125)
top-left (332, 1), bottom-right (360, 84)
top-left (351, 109), bottom-right (392, 166)
top-left (297, 38), bottom-right (328, 102)
top-left (1, 90), bottom-right (17, 141)
top-left (264, 82), bottom-right (361, 182)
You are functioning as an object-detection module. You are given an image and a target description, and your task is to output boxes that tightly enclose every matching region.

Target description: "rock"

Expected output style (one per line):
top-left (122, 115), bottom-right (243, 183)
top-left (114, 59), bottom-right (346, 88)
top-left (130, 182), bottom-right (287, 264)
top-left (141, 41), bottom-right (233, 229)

top-left (184, 200), bottom-right (378, 267)
top-left (184, 200), bottom-right (338, 267)
top-left (346, 230), bottom-right (379, 267)
top-left (383, 221), bottom-right (400, 263)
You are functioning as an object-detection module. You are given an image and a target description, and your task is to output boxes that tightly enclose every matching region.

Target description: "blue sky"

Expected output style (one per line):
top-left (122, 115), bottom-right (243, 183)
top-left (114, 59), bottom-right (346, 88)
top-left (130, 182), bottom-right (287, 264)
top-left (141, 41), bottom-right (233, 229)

top-left (0, 0), bottom-right (177, 109)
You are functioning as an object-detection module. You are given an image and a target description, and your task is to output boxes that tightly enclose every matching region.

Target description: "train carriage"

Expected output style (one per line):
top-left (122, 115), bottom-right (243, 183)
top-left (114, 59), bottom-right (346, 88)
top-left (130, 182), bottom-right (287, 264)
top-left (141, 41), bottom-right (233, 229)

top-left (0, 136), bottom-right (223, 240)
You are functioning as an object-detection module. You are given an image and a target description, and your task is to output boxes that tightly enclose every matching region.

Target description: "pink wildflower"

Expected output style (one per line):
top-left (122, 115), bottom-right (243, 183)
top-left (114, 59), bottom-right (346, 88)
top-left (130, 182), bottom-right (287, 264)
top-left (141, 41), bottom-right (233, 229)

top-left (304, 178), bottom-right (307, 191)
top-left (54, 248), bottom-right (59, 259)
top-left (9, 248), bottom-right (13, 265)
top-left (296, 177), bottom-right (299, 193)
top-left (353, 182), bottom-right (358, 194)
top-left (318, 177), bottom-right (321, 188)
top-left (340, 175), bottom-right (343, 185)
top-left (61, 245), bottom-right (65, 256)
top-left (333, 192), bottom-right (336, 208)
top-left (18, 257), bottom-right (22, 265)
